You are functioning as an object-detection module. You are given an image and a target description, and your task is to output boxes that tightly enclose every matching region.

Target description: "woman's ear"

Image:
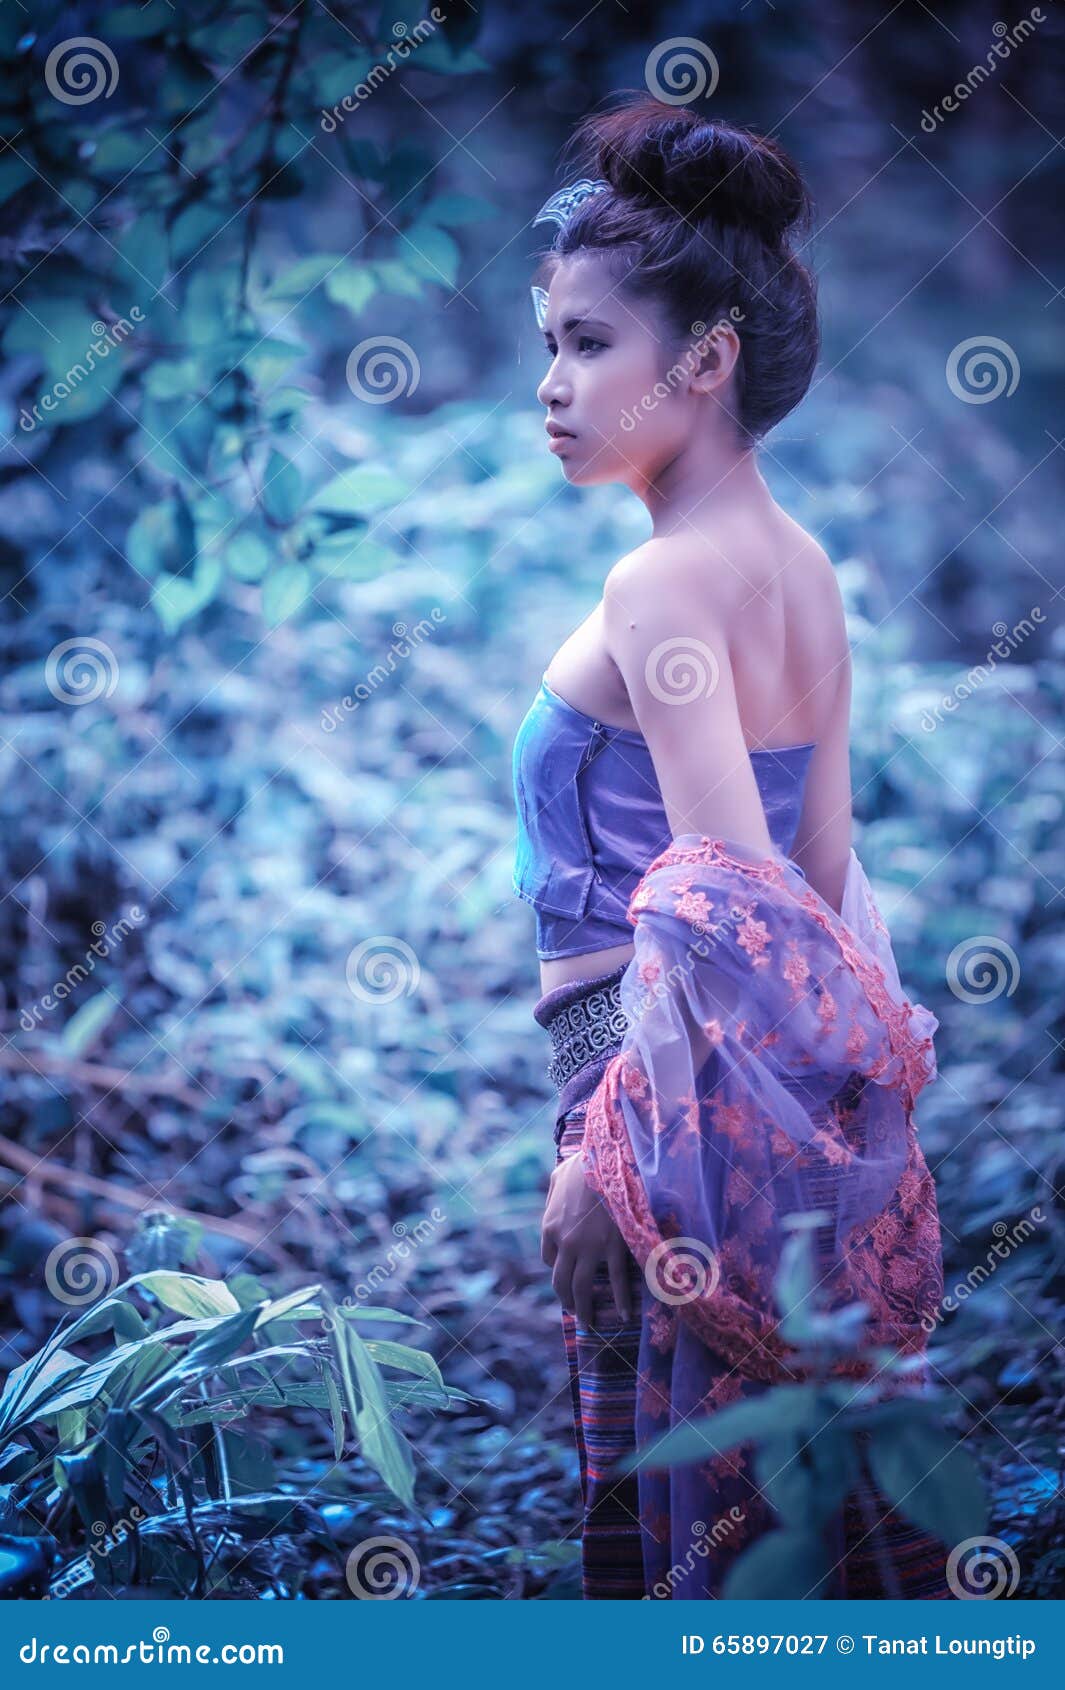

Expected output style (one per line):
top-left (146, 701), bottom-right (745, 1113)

top-left (688, 321), bottom-right (741, 397)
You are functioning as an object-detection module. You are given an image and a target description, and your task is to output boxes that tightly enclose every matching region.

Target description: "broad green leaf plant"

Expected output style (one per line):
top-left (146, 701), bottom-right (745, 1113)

top-left (0, 1266), bottom-right (473, 1597)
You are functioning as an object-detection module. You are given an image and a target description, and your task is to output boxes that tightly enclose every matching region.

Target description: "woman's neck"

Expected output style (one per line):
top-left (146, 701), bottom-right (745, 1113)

top-left (640, 442), bottom-right (771, 537)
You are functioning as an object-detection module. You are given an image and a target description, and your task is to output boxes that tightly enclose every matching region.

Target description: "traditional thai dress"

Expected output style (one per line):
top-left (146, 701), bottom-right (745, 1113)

top-left (513, 676), bottom-right (949, 1600)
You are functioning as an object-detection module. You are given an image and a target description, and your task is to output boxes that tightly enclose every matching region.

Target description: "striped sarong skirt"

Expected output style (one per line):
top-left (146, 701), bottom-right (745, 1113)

top-left (532, 960), bottom-right (953, 1602)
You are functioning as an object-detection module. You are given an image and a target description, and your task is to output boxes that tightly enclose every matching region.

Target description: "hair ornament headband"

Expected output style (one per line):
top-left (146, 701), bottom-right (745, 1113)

top-left (532, 176), bottom-right (609, 231)
top-left (530, 284), bottom-right (550, 331)
top-left (530, 177), bottom-right (609, 331)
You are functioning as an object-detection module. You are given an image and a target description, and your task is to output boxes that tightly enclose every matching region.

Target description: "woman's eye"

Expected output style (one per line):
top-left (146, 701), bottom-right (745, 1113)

top-left (542, 338), bottom-right (605, 357)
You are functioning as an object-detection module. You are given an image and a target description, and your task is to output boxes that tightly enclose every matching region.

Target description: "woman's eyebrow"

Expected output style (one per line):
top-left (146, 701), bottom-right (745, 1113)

top-left (543, 315), bottom-right (614, 337)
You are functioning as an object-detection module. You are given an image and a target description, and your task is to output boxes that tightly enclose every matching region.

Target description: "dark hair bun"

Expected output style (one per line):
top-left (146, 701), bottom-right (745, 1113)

top-left (575, 96), bottom-right (810, 245)
top-left (547, 93), bottom-right (821, 445)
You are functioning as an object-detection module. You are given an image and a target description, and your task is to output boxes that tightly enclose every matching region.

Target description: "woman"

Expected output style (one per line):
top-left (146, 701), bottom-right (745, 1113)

top-left (512, 97), bottom-right (948, 1600)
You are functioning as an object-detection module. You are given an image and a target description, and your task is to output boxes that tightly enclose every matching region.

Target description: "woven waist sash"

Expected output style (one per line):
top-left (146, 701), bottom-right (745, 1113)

top-left (532, 961), bottom-right (630, 1140)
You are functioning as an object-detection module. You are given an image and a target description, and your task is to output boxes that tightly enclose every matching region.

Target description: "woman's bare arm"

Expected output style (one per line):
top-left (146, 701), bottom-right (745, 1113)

top-left (787, 658), bottom-right (853, 917)
top-left (602, 545), bottom-right (775, 857)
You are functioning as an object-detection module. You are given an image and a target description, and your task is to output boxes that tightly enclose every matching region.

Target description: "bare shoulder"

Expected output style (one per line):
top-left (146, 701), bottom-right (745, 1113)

top-left (604, 528), bottom-right (843, 638)
top-left (603, 537), bottom-right (733, 633)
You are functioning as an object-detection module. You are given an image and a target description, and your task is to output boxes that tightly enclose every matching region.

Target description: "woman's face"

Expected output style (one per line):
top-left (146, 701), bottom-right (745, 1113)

top-left (535, 250), bottom-right (702, 490)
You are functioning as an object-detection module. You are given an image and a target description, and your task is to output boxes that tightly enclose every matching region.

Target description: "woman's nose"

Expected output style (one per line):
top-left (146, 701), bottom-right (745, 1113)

top-left (537, 364), bottom-right (569, 407)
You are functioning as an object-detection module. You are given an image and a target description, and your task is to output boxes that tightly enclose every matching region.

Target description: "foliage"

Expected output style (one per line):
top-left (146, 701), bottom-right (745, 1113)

top-left (1, 0), bottom-right (493, 632)
top-left (0, 0), bottom-right (1061, 1600)
top-left (0, 1245), bottom-right (475, 1596)
top-left (624, 1219), bottom-right (990, 1598)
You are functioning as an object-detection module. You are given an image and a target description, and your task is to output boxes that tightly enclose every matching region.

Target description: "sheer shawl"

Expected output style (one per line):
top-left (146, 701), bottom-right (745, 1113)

top-left (576, 833), bottom-right (943, 1596)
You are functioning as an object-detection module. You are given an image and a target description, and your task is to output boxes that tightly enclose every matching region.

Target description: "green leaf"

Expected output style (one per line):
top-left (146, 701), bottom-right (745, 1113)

top-left (722, 1528), bottom-right (831, 1599)
top-left (321, 1291), bottom-right (413, 1507)
top-left (126, 495), bottom-right (197, 580)
top-left (758, 1425), bottom-right (858, 1529)
top-left (151, 554), bottom-right (223, 632)
top-left (621, 1385), bottom-right (819, 1473)
top-left (263, 255), bottom-right (346, 302)
top-left (143, 358), bottom-right (200, 402)
top-left (0, 1443), bottom-right (37, 1482)
top-left (396, 220), bottom-right (460, 287)
top-left (242, 338), bottom-right (304, 386)
top-left (314, 53), bottom-right (375, 107)
top-left (180, 267), bottom-right (239, 349)
top-left (102, 3), bottom-right (173, 37)
top-left (370, 259), bottom-right (424, 300)
top-left (57, 1437), bottom-right (111, 1541)
top-left (324, 263), bottom-right (378, 316)
top-left (133, 1308), bottom-right (261, 1408)
top-left (113, 211), bottom-right (170, 297)
top-left (867, 1418), bottom-right (987, 1545)
top-left (44, 1337), bottom-right (172, 1419)
top-left (261, 563), bottom-right (311, 627)
top-left (60, 988), bottom-right (122, 1057)
top-left (311, 535), bottom-right (398, 580)
top-left (309, 465), bottom-right (410, 517)
top-left (0, 1349), bottom-right (83, 1441)
top-left (334, 1304), bottom-right (425, 1327)
top-left (344, 1322), bottom-right (417, 1509)
top-left (384, 1377), bottom-right (474, 1411)
top-left (366, 1339), bottom-right (445, 1391)
top-left (124, 1272), bottom-right (241, 1320)
top-left (3, 298), bottom-right (127, 424)
top-left (56, 1406), bottom-right (90, 1450)
top-left (89, 130), bottom-right (158, 174)
top-left (159, 51), bottom-right (215, 117)
top-left (263, 384), bottom-right (310, 425)
top-left (188, 15), bottom-right (267, 58)
top-left (261, 450), bottom-right (303, 524)
top-left (226, 533), bottom-right (272, 582)
top-left (252, 1286), bottom-right (322, 1329)
top-left (324, 1367), bottom-right (345, 1460)
top-left (50, 1295), bottom-right (147, 1350)
top-left (169, 201), bottom-right (233, 266)
top-left (0, 156), bottom-right (32, 204)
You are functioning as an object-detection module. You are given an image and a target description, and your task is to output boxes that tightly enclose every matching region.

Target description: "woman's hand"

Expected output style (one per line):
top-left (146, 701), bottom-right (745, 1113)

top-left (541, 1150), bottom-right (635, 1327)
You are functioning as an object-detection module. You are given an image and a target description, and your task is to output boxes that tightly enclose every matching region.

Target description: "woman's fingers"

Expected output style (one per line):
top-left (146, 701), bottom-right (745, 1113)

top-left (551, 1250), bottom-right (575, 1315)
top-left (608, 1244), bottom-right (635, 1325)
top-left (571, 1262), bottom-right (597, 1330)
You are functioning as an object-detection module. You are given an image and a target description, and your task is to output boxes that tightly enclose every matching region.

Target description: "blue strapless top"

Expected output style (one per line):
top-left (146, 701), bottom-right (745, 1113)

top-left (512, 676), bottom-right (816, 961)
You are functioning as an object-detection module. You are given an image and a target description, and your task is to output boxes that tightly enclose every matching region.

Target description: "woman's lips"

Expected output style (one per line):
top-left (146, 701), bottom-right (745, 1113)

top-left (546, 425), bottom-right (577, 451)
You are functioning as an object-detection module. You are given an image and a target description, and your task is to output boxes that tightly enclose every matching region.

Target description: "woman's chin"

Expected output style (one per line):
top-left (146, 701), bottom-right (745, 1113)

top-left (554, 449), bottom-right (608, 486)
